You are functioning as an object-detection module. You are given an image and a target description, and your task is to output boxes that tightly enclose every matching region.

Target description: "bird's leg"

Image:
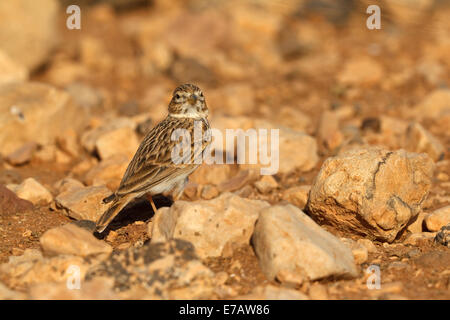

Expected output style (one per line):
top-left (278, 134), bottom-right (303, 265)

top-left (146, 194), bottom-right (158, 213)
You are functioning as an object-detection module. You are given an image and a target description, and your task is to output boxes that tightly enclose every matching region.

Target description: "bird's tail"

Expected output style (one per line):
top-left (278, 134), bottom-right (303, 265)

top-left (95, 194), bottom-right (132, 233)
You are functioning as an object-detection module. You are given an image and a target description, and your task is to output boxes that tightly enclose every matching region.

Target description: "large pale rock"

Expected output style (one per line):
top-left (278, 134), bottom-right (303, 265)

top-left (151, 192), bottom-right (270, 258)
top-left (84, 154), bottom-right (129, 190)
top-left (337, 57), bottom-right (384, 86)
top-left (0, 0), bottom-right (59, 71)
top-left (54, 185), bottom-right (110, 222)
top-left (86, 239), bottom-right (216, 299)
top-left (9, 177), bottom-right (52, 205)
top-left (252, 204), bottom-right (357, 283)
top-left (404, 122), bottom-right (445, 161)
top-left (281, 185), bottom-right (311, 209)
top-left (424, 206), bottom-right (450, 232)
top-left (40, 223), bottom-right (112, 257)
top-left (0, 82), bottom-right (88, 155)
top-left (306, 147), bottom-right (434, 242)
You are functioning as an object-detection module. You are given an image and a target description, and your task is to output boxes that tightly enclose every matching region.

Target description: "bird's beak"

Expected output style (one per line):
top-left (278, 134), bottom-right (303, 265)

top-left (188, 95), bottom-right (198, 105)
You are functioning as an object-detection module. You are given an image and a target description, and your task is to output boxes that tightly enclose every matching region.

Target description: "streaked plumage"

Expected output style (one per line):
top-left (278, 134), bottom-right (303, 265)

top-left (95, 84), bottom-right (210, 233)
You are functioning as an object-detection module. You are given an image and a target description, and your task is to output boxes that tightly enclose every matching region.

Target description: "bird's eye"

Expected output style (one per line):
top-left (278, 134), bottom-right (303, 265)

top-left (175, 93), bottom-right (181, 100)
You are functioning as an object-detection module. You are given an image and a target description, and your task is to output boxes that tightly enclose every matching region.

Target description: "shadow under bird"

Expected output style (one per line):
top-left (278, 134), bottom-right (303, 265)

top-left (95, 83), bottom-right (211, 233)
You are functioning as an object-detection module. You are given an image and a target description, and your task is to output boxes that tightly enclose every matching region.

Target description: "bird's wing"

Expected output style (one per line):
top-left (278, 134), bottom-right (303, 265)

top-left (115, 117), bottom-right (209, 197)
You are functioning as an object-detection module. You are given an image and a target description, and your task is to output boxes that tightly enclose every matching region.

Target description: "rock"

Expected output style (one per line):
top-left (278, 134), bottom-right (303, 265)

top-left (56, 129), bottom-right (79, 158)
top-left (317, 110), bottom-right (343, 151)
top-left (84, 154), bottom-right (129, 190)
top-left (200, 185), bottom-right (219, 200)
top-left (54, 178), bottom-right (84, 194)
top-left (0, 282), bottom-right (27, 299)
top-left (340, 238), bottom-right (368, 264)
top-left (236, 285), bottom-right (309, 300)
top-left (0, 0), bottom-right (59, 71)
top-left (4, 142), bottom-right (37, 165)
top-left (95, 126), bottom-right (139, 160)
top-left (0, 184), bottom-right (33, 214)
top-left (404, 122), bottom-right (445, 161)
top-left (404, 232), bottom-right (436, 245)
top-left (65, 83), bottom-right (103, 109)
top-left (424, 206), bottom-right (450, 232)
top-left (252, 204), bottom-right (357, 283)
top-left (241, 122), bottom-right (319, 175)
top-left (414, 89), bottom-right (450, 119)
top-left (407, 211), bottom-right (426, 233)
top-left (40, 223), bottom-right (112, 257)
top-left (306, 147), bottom-right (434, 242)
top-left (189, 164), bottom-right (233, 186)
top-left (33, 145), bottom-right (57, 163)
top-left (434, 224), bottom-right (449, 248)
top-left (10, 178), bottom-right (52, 205)
top-left (0, 49), bottom-right (28, 85)
top-left (54, 185), bottom-right (111, 222)
top-left (308, 283), bottom-right (329, 300)
top-left (151, 192), bottom-right (270, 259)
top-left (0, 82), bottom-right (89, 155)
top-left (0, 249), bottom-right (89, 290)
top-left (80, 117), bottom-right (137, 159)
top-left (281, 185), bottom-right (311, 209)
top-left (86, 239), bottom-right (216, 299)
top-left (337, 57), bottom-right (384, 86)
top-left (254, 175), bottom-right (278, 193)
top-left (217, 170), bottom-right (258, 193)
top-left (28, 277), bottom-right (117, 300)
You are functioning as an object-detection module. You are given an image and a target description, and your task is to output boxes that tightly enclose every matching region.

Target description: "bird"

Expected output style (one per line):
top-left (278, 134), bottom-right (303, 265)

top-left (95, 84), bottom-right (211, 233)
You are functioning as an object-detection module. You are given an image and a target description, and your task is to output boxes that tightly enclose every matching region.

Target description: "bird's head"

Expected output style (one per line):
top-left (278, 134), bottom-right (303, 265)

top-left (168, 84), bottom-right (208, 119)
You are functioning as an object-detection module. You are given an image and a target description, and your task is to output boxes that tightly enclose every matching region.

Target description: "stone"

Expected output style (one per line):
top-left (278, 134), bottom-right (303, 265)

top-left (308, 283), bottom-right (329, 300)
top-left (254, 175), bottom-right (278, 193)
top-left (40, 223), bottom-right (112, 257)
top-left (0, 184), bottom-right (33, 214)
top-left (404, 122), bottom-right (445, 161)
top-left (54, 178), bottom-right (84, 194)
top-left (4, 142), bottom-right (37, 165)
top-left (407, 211), bottom-right (426, 233)
top-left (340, 238), bottom-right (369, 264)
top-left (0, 0), bottom-right (59, 71)
top-left (95, 126), bottom-right (140, 160)
top-left (200, 185), bottom-right (219, 200)
top-left (236, 285), bottom-right (309, 300)
top-left (0, 249), bottom-right (89, 290)
top-left (217, 170), bottom-right (258, 193)
top-left (337, 57), bottom-right (384, 86)
top-left (80, 117), bottom-right (137, 158)
top-left (56, 129), bottom-right (79, 158)
top-left (33, 145), bottom-right (57, 163)
top-left (28, 277), bottom-right (117, 300)
top-left (0, 49), bottom-right (28, 86)
top-left (65, 83), bottom-right (103, 109)
top-left (10, 178), bottom-right (53, 205)
top-left (306, 147), bottom-right (434, 242)
top-left (0, 282), bottom-right (27, 299)
top-left (252, 204), bottom-right (357, 283)
top-left (281, 185), bottom-right (311, 209)
top-left (434, 224), bottom-right (449, 248)
top-left (424, 206), bottom-right (450, 232)
top-left (55, 185), bottom-right (111, 222)
top-left (189, 164), bottom-right (232, 186)
top-left (0, 82), bottom-right (89, 155)
top-left (317, 110), bottom-right (343, 151)
top-left (356, 239), bottom-right (377, 253)
top-left (84, 154), bottom-right (129, 190)
top-left (414, 89), bottom-right (450, 119)
top-left (151, 192), bottom-right (270, 259)
top-left (403, 232), bottom-right (436, 245)
top-left (86, 239), bottom-right (216, 299)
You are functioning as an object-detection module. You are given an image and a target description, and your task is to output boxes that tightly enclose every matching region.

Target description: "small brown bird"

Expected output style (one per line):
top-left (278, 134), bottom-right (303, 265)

top-left (95, 84), bottom-right (211, 233)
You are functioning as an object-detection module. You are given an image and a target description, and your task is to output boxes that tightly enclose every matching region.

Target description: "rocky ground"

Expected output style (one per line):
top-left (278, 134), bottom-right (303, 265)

top-left (0, 0), bottom-right (449, 300)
